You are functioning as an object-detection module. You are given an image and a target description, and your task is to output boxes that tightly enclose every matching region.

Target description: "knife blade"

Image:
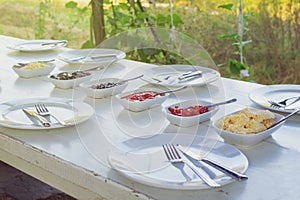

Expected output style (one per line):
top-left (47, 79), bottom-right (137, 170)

top-left (178, 70), bottom-right (202, 80)
top-left (22, 109), bottom-right (51, 127)
top-left (41, 40), bottom-right (67, 46)
top-left (177, 145), bottom-right (248, 181)
top-left (175, 146), bottom-right (221, 187)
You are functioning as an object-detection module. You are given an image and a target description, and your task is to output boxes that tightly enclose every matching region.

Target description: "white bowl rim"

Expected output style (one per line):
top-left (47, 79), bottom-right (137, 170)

top-left (116, 88), bottom-right (170, 101)
top-left (164, 99), bottom-right (219, 118)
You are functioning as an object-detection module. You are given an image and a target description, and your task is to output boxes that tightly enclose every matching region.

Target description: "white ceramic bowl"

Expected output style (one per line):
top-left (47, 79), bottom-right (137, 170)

top-left (115, 88), bottom-right (169, 112)
top-left (164, 99), bottom-right (219, 127)
top-left (80, 78), bottom-right (128, 99)
top-left (212, 108), bottom-right (285, 147)
top-left (12, 62), bottom-right (55, 78)
top-left (48, 71), bottom-right (92, 89)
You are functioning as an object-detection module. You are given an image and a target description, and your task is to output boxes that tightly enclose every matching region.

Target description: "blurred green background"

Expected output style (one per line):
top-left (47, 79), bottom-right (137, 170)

top-left (0, 0), bottom-right (299, 84)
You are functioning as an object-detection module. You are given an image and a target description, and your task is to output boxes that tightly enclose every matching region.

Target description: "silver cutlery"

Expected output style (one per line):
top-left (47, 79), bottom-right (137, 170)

top-left (268, 96), bottom-right (300, 109)
top-left (204, 98), bottom-right (237, 108)
top-left (177, 145), bottom-right (248, 181)
top-left (41, 40), bottom-right (67, 46)
top-left (178, 71), bottom-right (202, 80)
top-left (118, 75), bottom-right (144, 85)
top-left (22, 108), bottom-right (51, 127)
top-left (67, 54), bottom-right (117, 62)
top-left (153, 85), bottom-right (188, 97)
top-left (35, 104), bottom-right (67, 126)
top-left (153, 71), bottom-right (203, 84)
top-left (267, 108), bottom-right (300, 129)
top-left (162, 144), bottom-right (220, 188)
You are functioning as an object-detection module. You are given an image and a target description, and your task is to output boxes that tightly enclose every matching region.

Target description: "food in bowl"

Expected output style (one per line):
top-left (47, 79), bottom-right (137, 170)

top-left (219, 108), bottom-right (275, 134)
top-left (116, 88), bottom-right (169, 112)
top-left (49, 71), bottom-right (92, 89)
top-left (12, 62), bottom-right (55, 78)
top-left (164, 99), bottom-right (219, 127)
top-left (80, 78), bottom-right (128, 99)
top-left (21, 62), bottom-right (47, 69)
top-left (213, 108), bottom-right (284, 147)
top-left (90, 82), bottom-right (121, 89)
top-left (121, 91), bottom-right (163, 102)
top-left (168, 105), bottom-right (209, 117)
top-left (49, 71), bottom-right (91, 80)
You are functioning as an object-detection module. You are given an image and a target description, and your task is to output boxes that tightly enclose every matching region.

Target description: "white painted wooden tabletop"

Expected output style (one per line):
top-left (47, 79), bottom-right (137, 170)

top-left (0, 35), bottom-right (299, 200)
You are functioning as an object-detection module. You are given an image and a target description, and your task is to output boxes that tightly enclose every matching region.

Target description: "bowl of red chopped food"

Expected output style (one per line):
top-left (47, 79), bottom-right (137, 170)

top-left (115, 87), bottom-right (169, 112)
top-left (164, 99), bottom-right (219, 127)
top-left (80, 78), bottom-right (128, 99)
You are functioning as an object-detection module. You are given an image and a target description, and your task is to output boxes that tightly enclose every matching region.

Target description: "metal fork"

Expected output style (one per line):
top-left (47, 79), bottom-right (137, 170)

top-left (162, 144), bottom-right (220, 188)
top-left (268, 96), bottom-right (300, 109)
top-left (35, 104), bottom-right (67, 126)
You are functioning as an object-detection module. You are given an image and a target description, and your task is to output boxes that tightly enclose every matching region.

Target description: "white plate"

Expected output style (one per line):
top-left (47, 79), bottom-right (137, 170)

top-left (249, 84), bottom-right (300, 113)
top-left (108, 133), bottom-right (248, 190)
top-left (0, 98), bottom-right (94, 129)
top-left (141, 65), bottom-right (220, 87)
top-left (58, 48), bottom-right (126, 65)
top-left (7, 40), bottom-right (67, 52)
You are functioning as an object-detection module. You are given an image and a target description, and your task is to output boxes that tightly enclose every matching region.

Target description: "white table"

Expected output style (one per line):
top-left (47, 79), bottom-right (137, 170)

top-left (0, 35), bottom-right (300, 200)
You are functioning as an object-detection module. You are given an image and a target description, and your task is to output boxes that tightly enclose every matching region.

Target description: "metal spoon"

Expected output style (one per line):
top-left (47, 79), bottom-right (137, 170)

top-left (268, 108), bottom-right (300, 129)
top-left (153, 85), bottom-right (188, 97)
top-left (118, 75), bottom-right (144, 85)
top-left (205, 98), bottom-right (237, 108)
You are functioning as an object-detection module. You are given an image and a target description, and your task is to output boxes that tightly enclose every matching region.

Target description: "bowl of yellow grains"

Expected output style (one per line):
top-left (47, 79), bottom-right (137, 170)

top-left (12, 61), bottom-right (55, 78)
top-left (213, 108), bottom-right (285, 148)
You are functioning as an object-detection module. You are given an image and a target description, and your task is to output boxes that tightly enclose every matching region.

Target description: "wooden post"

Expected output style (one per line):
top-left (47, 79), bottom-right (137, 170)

top-left (91, 0), bottom-right (106, 46)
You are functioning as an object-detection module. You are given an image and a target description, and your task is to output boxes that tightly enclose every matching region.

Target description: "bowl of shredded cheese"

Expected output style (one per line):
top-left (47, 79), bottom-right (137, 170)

top-left (213, 108), bottom-right (285, 147)
top-left (12, 62), bottom-right (55, 78)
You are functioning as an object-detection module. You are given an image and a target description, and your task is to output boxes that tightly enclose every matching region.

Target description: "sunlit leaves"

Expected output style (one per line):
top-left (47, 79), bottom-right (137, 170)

top-left (218, 4), bottom-right (234, 11)
top-left (65, 1), bottom-right (77, 9)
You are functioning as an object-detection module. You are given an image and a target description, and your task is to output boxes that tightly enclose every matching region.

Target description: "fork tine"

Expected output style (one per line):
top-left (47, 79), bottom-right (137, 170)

top-left (35, 104), bottom-right (41, 113)
top-left (170, 144), bottom-right (181, 159)
top-left (41, 104), bottom-right (49, 112)
top-left (268, 100), bottom-right (282, 109)
top-left (162, 144), bottom-right (172, 161)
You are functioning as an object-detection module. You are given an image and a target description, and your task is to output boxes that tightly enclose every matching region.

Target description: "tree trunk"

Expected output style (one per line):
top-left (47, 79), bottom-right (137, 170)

top-left (91, 0), bottom-right (105, 46)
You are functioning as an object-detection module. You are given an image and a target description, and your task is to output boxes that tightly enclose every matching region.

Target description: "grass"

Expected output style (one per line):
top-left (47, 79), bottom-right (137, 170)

top-left (0, 0), bottom-right (299, 84)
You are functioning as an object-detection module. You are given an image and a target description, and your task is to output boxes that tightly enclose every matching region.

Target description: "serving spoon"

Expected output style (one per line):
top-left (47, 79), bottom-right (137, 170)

top-left (118, 75), bottom-right (144, 85)
top-left (153, 85), bottom-right (188, 97)
top-left (267, 108), bottom-right (300, 129)
top-left (204, 98), bottom-right (237, 108)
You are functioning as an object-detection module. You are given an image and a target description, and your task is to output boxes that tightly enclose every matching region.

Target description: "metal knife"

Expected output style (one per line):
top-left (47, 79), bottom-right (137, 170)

top-left (178, 70), bottom-right (202, 80)
top-left (177, 145), bottom-right (248, 181)
top-left (175, 146), bottom-right (221, 187)
top-left (22, 109), bottom-right (51, 127)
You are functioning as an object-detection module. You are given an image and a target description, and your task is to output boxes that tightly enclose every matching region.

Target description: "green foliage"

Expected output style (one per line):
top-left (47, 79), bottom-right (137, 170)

top-left (228, 59), bottom-right (247, 75)
top-left (64, 1), bottom-right (90, 47)
top-left (218, 4), bottom-right (234, 10)
top-left (217, 2), bottom-right (252, 80)
top-left (102, 0), bottom-right (184, 64)
top-left (65, 1), bottom-right (78, 8)
top-left (35, 0), bottom-right (48, 39)
top-left (1, 0), bottom-right (298, 84)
